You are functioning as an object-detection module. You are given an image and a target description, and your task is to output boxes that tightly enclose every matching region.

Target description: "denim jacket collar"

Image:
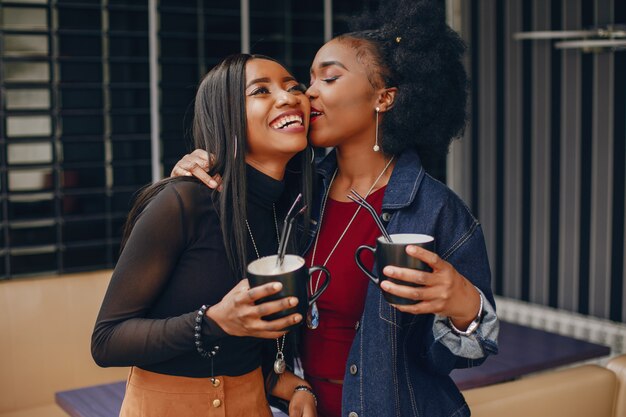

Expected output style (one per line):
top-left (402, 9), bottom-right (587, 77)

top-left (316, 148), bottom-right (426, 210)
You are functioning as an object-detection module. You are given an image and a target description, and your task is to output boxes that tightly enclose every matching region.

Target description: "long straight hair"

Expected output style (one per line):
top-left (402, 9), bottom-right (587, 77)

top-left (122, 54), bottom-right (312, 281)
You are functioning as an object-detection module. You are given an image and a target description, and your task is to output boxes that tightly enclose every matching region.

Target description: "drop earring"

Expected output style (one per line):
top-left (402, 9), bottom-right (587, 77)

top-left (373, 107), bottom-right (380, 152)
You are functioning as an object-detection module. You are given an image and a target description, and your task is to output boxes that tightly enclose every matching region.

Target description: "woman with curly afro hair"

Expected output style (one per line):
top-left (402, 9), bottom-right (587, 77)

top-left (172, 1), bottom-right (499, 416)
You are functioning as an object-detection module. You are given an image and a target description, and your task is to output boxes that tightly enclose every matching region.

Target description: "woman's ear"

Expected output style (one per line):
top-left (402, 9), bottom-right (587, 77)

top-left (376, 87), bottom-right (398, 112)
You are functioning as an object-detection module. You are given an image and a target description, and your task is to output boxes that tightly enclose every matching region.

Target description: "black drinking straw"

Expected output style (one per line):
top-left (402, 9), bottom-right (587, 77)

top-left (276, 193), bottom-right (303, 267)
top-left (278, 205), bottom-right (307, 266)
top-left (347, 189), bottom-right (392, 243)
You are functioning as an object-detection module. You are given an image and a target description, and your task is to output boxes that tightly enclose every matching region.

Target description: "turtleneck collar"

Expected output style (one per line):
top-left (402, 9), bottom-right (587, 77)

top-left (246, 164), bottom-right (285, 209)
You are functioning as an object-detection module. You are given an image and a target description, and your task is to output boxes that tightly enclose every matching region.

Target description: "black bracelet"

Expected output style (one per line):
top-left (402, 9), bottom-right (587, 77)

top-left (294, 385), bottom-right (317, 406)
top-left (194, 305), bottom-right (220, 359)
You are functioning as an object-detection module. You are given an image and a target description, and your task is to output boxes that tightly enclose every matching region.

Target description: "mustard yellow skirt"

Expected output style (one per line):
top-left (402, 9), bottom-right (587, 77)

top-left (119, 366), bottom-right (273, 417)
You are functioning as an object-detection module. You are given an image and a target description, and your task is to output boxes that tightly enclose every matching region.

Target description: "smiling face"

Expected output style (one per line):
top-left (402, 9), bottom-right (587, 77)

top-left (306, 38), bottom-right (382, 149)
top-left (244, 58), bottom-right (310, 174)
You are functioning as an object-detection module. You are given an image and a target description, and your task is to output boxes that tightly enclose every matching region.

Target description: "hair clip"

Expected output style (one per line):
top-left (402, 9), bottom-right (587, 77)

top-left (395, 36), bottom-right (402, 44)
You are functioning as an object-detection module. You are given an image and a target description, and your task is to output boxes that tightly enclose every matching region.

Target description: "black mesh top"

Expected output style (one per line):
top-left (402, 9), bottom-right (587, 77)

top-left (91, 166), bottom-right (285, 377)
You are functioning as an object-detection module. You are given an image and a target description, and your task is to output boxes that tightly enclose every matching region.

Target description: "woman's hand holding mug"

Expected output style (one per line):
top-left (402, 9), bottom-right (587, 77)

top-left (380, 245), bottom-right (481, 331)
top-left (206, 279), bottom-right (302, 339)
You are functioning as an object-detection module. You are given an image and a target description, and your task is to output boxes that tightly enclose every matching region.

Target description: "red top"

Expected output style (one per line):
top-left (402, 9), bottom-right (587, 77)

top-left (302, 186), bottom-right (386, 417)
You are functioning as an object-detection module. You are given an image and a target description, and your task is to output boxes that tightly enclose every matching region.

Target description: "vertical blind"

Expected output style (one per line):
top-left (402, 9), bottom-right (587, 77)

top-left (453, 0), bottom-right (626, 322)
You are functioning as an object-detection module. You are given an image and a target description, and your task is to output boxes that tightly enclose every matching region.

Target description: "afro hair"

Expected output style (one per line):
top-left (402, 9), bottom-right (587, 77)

top-left (338, 0), bottom-right (468, 171)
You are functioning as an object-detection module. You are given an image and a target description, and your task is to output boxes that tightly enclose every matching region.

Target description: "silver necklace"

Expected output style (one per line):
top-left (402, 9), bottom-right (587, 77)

top-left (244, 204), bottom-right (287, 374)
top-left (307, 156), bottom-right (395, 329)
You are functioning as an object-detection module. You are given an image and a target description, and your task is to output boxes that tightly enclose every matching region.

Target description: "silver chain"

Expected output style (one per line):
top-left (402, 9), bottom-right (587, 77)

top-left (309, 156), bottom-right (395, 295)
top-left (245, 203), bottom-right (280, 258)
top-left (244, 203), bottom-right (285, 357)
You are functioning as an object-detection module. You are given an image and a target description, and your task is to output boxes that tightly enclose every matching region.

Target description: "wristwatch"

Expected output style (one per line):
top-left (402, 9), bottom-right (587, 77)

top-left (447, 289), bottom-right (483, 337)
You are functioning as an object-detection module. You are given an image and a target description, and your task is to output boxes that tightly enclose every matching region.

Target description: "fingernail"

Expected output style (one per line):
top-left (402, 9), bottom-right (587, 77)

top-left (383, 266), bottom-right (395, 275)
top-left (407, 245), bottom-right (417, 254)
top-left (381, 282), bottom-right (390, 290)
top-left (209, 180), bottom-right (218, 188)
top-left (273, 283), bottom-right (282, 290)
top-left (294, 315), bottom-right (302, 323)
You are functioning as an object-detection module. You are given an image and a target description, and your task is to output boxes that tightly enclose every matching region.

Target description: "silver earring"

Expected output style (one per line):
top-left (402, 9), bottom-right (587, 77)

top-left (234, 135), bottom-right (238, 158)
top-left (373, 107), bottom-right (381, 152)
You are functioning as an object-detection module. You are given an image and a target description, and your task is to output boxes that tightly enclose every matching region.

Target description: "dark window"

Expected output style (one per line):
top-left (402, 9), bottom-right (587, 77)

top-left (0, 0), bottom-right (364, 279)
top-left (0, 1), bottom-right (149, 278)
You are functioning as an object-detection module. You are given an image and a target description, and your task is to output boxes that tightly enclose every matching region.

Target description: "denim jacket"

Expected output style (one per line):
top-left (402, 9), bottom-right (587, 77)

top-left (303, 149), bottom-right (499, 417)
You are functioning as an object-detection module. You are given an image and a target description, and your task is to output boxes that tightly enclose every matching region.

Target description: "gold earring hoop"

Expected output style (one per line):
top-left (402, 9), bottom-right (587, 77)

top-left (373, 107), bottom-right (381, 152)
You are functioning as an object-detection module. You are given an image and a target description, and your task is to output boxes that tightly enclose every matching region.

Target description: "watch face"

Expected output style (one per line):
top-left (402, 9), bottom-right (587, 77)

top-left (466, 320), bottom-right (480, 335)
top-left (448, 315), bottom-right (481, 336)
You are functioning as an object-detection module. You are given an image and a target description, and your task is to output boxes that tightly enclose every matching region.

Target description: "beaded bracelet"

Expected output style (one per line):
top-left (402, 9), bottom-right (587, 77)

top-left (294, 385), bottom-right (318, 406)
top-left (194, 305), bottom-right (220, 359)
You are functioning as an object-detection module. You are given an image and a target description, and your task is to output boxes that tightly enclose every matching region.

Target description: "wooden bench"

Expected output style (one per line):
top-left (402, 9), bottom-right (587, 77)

top-left (55, 321), bottom-right (610, 417)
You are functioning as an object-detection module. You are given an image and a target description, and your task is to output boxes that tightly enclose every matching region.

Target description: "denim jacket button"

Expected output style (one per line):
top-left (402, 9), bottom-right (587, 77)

top-left (349, 364), bottom-right (358, 375)
top-left (354, 320), bottom-right (360, 330)
top-left (348, 412), bottom-right (358, 417)
top-left (381, 212), bottom-right (392, 222)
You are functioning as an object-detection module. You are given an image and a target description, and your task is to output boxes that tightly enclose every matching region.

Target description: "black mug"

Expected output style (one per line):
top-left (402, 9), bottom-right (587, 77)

top-left (247, 254), bottom-right (331, 328)
top-left (355, 233), bottom-right (435, 305)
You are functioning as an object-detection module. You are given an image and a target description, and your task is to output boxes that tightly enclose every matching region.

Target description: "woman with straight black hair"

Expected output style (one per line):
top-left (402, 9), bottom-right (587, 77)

top-left (91, 53), bottom-right (318, 417)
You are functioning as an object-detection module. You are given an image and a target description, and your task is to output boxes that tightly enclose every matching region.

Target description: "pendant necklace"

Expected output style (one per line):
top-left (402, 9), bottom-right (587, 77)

top-left (273, 332), bottom-right (287, 374)
top-left (245, 204), bottom-right (287, 374)
top-left (307, 156), bottom-right (395, 330)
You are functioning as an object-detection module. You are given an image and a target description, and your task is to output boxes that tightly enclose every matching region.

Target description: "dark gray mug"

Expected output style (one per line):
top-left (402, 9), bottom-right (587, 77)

top-left (247, 254), bottom-right (330, 329)
top-left (355, 233), bottom-right (435, 305)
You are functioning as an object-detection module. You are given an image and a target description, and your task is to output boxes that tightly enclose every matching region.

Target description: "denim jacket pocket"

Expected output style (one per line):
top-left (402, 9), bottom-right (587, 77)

top-left (377, 289), bottom-right (402, 328)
